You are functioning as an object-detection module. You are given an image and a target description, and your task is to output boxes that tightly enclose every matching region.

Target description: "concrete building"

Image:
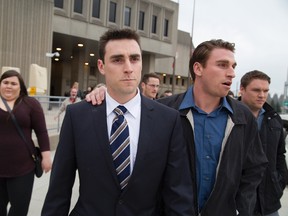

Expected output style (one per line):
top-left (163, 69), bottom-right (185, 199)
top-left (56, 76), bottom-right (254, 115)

top-left (0, 0), bottom-right (192, 96)
top-left (155, 30), bottom-right (193, 95)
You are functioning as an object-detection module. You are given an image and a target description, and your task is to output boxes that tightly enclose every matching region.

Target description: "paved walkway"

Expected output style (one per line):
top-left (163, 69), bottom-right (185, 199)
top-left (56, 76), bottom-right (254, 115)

top-left (27, 150), bottom-right (288, 215)
top-left (29, 111), bottom-right (288, 216)
top-left (28, 151), bottom-right (79, 215)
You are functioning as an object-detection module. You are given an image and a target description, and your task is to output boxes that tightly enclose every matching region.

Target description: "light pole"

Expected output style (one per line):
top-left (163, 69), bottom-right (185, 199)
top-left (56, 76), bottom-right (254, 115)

top-left (191, 0), bottom-right (196, 41)
top-left (187, 0), bottom-right (196, 89)
top-left (172, 53), bottom-right (178, 94)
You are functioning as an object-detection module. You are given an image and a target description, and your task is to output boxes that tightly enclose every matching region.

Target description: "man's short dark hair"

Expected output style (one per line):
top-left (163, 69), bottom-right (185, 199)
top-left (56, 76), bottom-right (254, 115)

top-left (240, 70), bottom-right (271, 88)
top-left (98, 28), bottom-right (141, 62)
top-left (189, 39), bottom-right (236, 81)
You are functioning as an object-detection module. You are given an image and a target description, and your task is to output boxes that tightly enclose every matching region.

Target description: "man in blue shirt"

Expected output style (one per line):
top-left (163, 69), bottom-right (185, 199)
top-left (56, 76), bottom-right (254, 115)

top-left (179, 86), bottom-right (233, 210)
top-left (239, 70), bottom-right (288, 216)
top-left (158, 40), bottom-right (267, 215)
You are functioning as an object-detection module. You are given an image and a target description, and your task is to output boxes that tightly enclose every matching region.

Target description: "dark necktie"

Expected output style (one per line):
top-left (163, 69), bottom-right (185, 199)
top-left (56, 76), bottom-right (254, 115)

top-left (110, 105), bottom-right (130, 190)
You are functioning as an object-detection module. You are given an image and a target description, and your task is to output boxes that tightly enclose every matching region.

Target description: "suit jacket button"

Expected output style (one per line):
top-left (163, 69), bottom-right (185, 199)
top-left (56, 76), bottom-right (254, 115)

top-left (119, 199), bottom-right (124, 204)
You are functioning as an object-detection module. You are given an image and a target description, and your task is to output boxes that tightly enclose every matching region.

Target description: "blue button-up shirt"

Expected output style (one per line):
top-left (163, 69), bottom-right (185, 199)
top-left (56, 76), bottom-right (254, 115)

top-left (179, 86), bottom-right (233, 211)
top-left (256, 108), bottom-right (265, 131)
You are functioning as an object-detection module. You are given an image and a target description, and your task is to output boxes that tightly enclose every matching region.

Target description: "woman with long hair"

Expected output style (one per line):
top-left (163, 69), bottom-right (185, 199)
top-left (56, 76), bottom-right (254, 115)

top-left (0, 70), bottom-right (52, 216)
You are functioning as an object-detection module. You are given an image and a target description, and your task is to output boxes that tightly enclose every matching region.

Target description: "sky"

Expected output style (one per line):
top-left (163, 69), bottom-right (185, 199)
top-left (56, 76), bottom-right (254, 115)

top-left (175, 0), bottom-right (288, 96)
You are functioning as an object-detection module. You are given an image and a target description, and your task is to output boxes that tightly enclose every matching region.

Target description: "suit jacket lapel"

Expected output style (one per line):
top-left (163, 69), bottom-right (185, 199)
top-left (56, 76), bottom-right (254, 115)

top-left (91, 102), bottom-right (120, 188)
top-left (128, 97), bottom-right (155, 183)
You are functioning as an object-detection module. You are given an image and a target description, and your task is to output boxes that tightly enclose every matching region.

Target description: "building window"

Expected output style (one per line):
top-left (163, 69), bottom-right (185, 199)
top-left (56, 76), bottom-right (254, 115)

top-left (152, 15), bottom-right (157, 34)
top-left (163, 75), bottom-right (166, 84)
top-left (124, 7), bottom-right (131, 26)
top-left (54, 0), bottom-right (63, 8)
top-left (138, 11), bottom-right (145, 30)
top-left (182, 79), bottom-right (185, 86)
top-left (92, 0), bottom-right (101, 18)
top-left (109, 2), bottom-right (117, 23)
top-left (74, 0), bottom-right (83, 13)
top-left (169, 77), bottom-right (172, 85)
top-left (164, 19), bottom-right (169, 37)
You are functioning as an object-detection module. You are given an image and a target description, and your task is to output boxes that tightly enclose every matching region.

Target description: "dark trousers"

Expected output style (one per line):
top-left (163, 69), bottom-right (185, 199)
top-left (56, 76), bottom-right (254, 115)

top-left (0, 171), bottom-right (34, 216)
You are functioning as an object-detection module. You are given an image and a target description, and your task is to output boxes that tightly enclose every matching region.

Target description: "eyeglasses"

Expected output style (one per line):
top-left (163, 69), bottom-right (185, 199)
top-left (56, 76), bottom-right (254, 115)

top-left (146, 84), bottom-right (159, 88)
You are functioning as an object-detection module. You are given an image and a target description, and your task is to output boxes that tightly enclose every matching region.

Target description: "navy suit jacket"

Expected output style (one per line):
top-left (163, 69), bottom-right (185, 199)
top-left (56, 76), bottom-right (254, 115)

top-left (42, 95), bottom-right (194, 216)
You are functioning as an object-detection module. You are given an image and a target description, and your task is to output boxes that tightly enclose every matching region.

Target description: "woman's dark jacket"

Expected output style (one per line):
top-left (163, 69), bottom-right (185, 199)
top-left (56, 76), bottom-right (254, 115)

top-left (158, 92), bottom-right (268, 216)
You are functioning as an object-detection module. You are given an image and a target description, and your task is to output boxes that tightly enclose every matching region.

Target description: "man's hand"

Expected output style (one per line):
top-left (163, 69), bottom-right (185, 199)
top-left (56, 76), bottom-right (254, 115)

top-left (85, 85), bottom-right (107, 105)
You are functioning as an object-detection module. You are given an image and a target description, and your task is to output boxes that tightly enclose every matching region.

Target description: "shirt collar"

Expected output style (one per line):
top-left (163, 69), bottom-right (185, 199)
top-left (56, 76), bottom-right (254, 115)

top-left (179, 86), bottom-right (233, 114)
top-left (179, 86), bottom-right (194, 110)
top-left (106, 88), bottom-right (141, 119)
top-left (222, 97), bottom-right (233, 114)
top-left (258, 107), bottom-right (265, 117)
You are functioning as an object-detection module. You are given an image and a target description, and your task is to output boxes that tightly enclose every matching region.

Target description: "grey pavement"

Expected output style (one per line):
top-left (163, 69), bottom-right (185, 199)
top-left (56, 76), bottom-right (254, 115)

top-left (28, 150), bottom-right (288, 215)
top-left (29, 150), bottom-right (79, 215)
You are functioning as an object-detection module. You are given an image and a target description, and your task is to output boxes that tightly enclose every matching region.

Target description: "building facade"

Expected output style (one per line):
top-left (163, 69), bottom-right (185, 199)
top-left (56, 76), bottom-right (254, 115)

top-left (0, 0), bottom-right (192, 96)
top-left (0, 0), bottom-right (54, 93)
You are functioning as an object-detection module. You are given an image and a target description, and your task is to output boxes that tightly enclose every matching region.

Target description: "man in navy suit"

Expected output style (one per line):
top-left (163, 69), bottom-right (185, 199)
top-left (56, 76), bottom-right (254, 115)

top-left (41, 28), bottom-right (194, 216)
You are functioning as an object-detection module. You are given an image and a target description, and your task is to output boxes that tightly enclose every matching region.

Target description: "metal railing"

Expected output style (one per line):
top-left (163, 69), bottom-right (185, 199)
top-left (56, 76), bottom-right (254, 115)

top-left (31, 95), bottom-right (69, 133)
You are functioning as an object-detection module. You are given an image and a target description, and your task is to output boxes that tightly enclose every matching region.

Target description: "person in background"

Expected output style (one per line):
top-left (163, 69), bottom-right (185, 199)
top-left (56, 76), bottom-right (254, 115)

top-left (86, 39), bottom-right (268, 216)
top-left (159, 89), bottom-right (173, 98)
top-left (71, 81), bottom-right (84, 99)
top-left (239, 70), bottom-right (288, 216)
top-left (0, 70), bottom-right (52, 216)
top-left (140, 73), bottom-right (160, 99)
top-left (42, 28), bottom-right (194, 215)
top-left (54, 87), bottom-right (81, 120)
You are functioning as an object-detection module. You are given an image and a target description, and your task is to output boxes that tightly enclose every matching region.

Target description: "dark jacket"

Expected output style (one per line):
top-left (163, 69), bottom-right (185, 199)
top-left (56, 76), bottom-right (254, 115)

top-left (42, 96), bottom-right (195, 216)
top-left (158, 92), bottom-right (268, 216)
top-left (253, 102), bottom-right (288, 215)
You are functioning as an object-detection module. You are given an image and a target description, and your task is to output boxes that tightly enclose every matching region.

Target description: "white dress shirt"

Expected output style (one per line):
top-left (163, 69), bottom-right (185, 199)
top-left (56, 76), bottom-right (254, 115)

top-left (106, 90), bottom-right (141, 173)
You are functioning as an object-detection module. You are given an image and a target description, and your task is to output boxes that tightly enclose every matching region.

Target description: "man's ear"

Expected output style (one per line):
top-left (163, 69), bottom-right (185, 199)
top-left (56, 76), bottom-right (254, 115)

top-left (97, 59), bottom-right (105, 75)
top-left (140, 82), bottom-right (145, 90)
top-left (193, 62), bottom-right (202, 77)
